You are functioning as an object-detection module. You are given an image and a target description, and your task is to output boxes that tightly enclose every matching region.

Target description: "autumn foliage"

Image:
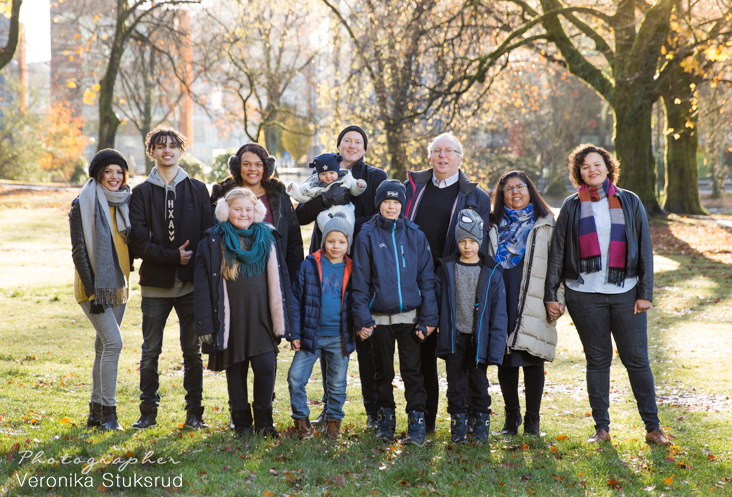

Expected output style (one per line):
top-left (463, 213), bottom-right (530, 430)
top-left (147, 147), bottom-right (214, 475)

top-left (37, 102), bottom-right (88, 183)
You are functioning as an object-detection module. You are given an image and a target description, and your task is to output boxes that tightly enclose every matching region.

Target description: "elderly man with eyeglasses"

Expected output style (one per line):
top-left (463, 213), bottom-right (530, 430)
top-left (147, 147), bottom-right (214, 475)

top-left (403, 131), bottom-right (492, 434)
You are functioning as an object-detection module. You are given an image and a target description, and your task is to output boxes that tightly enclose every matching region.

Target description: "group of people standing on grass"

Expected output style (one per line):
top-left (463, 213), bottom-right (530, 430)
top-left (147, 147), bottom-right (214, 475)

top-left (69, 123), bottom-right (671, 448)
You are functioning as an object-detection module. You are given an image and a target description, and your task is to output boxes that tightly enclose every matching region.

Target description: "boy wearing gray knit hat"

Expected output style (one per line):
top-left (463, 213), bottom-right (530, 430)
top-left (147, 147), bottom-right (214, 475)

top-left (455, 208), bottom-right (484, 246)
top-left (434, 208), bottom-right (507, 444)
top-left (321, 212), bottom-right (354, 254)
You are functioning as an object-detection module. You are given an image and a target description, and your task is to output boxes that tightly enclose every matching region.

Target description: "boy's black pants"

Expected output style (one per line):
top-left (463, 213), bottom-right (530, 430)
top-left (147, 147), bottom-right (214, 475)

top-left (372, 323), bottom-right (427, 413)
top-left (445, 332), bottom-right (491, 414)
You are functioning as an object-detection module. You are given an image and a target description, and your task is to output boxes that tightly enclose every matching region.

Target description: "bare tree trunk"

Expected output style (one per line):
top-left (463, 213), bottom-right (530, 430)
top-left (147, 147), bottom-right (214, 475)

top-left (613, 85), bottom-right (663, 214)
top-left (0, 0), bottom-right (23, 71)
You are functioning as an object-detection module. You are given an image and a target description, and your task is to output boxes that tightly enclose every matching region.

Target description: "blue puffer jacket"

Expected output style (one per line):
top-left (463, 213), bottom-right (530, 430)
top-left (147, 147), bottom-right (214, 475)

top-left (290, 250), bottom-right (356, 355)
top-left (435, 252), bottom-right (508, 366)
top-left (352, 214), bottom-right (438, 330)
top-left (404, 169), bottom-right (492, 257)
top-left (193, 224), bottom-right (293, 355)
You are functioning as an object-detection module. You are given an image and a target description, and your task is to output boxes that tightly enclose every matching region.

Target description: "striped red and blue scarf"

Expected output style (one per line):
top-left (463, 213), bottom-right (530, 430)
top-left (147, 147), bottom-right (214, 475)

top-left (577, 179), bottom-right (627, 286)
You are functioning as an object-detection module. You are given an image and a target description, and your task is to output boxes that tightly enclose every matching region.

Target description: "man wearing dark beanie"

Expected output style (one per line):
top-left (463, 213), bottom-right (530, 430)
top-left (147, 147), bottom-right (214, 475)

top-left (296, 124), bottom-right (387, 430)
top-left (403, 132), bottom-right (492, 434)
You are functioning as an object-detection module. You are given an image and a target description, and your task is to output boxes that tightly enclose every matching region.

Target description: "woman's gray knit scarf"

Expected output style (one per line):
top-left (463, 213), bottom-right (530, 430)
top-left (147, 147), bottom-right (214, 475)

top-left (78, 178), bottom-right (131, 307)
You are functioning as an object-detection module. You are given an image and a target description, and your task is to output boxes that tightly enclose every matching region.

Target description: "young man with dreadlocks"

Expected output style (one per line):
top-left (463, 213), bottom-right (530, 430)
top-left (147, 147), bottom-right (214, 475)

top-left (128, 126), bottom-right (213, 430)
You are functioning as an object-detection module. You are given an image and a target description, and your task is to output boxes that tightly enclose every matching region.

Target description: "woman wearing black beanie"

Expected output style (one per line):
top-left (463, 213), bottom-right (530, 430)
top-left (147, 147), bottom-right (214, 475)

top-left (69, 148), bottom-right (132, 431)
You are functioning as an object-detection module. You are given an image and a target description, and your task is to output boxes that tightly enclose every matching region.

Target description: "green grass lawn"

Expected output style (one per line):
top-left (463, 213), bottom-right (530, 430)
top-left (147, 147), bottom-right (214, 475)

top-left (1, 202), bottom-right (731, 496)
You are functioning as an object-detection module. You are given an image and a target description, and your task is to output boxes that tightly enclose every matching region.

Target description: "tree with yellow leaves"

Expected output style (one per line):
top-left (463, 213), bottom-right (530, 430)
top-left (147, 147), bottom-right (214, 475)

top-left (38, 102), bottom-right (88, 183)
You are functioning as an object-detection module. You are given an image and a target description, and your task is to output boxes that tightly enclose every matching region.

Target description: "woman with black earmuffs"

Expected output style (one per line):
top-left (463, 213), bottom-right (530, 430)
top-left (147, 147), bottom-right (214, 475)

top-left (211, 143), bottom-right (303, 283)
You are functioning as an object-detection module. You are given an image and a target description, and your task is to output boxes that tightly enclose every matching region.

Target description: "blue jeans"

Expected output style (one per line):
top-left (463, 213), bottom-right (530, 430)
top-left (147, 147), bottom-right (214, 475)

top-left (319, 334), bottom-right (377, 416)
top-left (288, 335), bottom-right (350, 420)
top-left (565, 287), bottom-right (660, 433)
top-left (139, 292), bottom-right (203, 408)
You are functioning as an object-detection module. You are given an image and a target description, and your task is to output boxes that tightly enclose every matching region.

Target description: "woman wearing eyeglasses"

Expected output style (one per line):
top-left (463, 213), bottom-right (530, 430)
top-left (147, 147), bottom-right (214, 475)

top-left (487, 171), bottom-right (560, 436)
top-left (544, 145), bottom-right (668, 446)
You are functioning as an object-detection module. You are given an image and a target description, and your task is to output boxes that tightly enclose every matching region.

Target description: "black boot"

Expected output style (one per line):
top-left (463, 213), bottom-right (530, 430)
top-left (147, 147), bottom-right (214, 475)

top-left (87, 402), bottom-right (102, 428)
top-left (450, 413), bottom-right (467, 443)
top-left (466, 411), bottom-right (475, 435)
top-left (501, 407), bottom-right (522, 435)
top-left (524, 413), bottom-right (540, 435)
top-left (365, 413), bottom-right (379, 431)
top-left (404, 411), bottom-right (426, 446)
top-left (100, 406), bottom-right (123, 431)
top-left (231, 405), bottom-right (253, 437)
top-left (131, 404), bottom-right (157, 430)
top-left (252, 404), bottom-right (278, 438)
top-left (185, 405), bottom-right (208, 429)
top-left (474, 411), bottom-right (491, 442)
top-left (375, 407), bottom-right (396, 441)
top-left (312, 410), bottom-right (326, 427)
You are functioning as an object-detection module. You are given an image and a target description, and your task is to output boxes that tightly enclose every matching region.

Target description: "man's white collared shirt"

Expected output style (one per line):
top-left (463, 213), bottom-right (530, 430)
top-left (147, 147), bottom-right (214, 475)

top-left (433, 171), bottom-right (460, 189)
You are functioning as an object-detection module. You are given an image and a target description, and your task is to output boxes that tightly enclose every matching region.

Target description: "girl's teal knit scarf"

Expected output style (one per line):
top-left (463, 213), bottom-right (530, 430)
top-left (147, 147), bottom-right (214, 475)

top-left (214, 220), bottom-right (275, 278)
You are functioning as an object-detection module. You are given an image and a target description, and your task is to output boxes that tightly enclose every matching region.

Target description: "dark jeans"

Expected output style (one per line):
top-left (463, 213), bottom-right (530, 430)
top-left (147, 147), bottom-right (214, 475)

top-left (497, 365), bottom-right (545, 415)
top-left (318, 335), bottom-right (377, 416)
top-left (565, 287), bottom-right (660, 433)
top-left (139, 293), bottom-right (202, 408)
top-left (420, 331), bottom-right (440, 427)
top-left (445, 333), bottom-right (491, 415)
top-left (372, 323), bottom-right (427, 414)
top-left (226, 351), bottom-right (276, 411)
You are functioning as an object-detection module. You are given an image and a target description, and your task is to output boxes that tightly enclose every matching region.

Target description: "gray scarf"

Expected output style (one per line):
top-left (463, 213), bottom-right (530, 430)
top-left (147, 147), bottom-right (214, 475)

top-left (78, 179), bottom-right (131, 307)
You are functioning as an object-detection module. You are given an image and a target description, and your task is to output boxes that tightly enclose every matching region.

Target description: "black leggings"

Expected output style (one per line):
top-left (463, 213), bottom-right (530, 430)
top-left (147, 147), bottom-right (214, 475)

top-left (497, 365), bottom-right (544, 416)
top-left (226, 351), bottom-right (277, 411)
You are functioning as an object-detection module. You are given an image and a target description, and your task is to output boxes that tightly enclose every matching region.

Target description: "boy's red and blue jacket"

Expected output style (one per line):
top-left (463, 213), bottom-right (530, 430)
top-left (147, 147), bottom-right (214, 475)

top-left (435, 252), bottom-right (508, 365)
top-left (290, 250), bottom-right (356, 355)
top-left (352, 214), bottom-right (438, 330)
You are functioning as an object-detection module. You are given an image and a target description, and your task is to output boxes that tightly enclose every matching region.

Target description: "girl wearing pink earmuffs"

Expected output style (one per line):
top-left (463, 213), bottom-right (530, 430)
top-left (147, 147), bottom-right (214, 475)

top-left (194, 187), bottom-right (293, 437)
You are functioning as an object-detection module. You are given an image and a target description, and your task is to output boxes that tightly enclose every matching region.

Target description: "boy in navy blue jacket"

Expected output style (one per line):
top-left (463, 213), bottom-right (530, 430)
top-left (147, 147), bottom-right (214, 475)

top-left (352, 180), bottom-right (438, 446)
top-left (287, 213), bottom-right (356, 440)
top-left (435, 209), bottom-right (508, 443)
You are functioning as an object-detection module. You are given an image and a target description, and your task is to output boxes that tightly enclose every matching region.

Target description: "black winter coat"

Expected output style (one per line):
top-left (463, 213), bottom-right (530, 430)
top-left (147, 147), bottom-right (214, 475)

top-left (290, 251), bottom-right (356, 355)
top-left (68, 197), bottom-right (133, 297)
top-left (211, 177), bottom-right (304, 283)
top-left (544, 188), bottom-right (653, 303)
top-left (193, 225), bottom-right (293, 355)
top-left (296, 157), bottom-right (388, 253)
top-left (129, 177), bottom-right (212, 288)
top-left (435, 253), bottom-right (508, 366)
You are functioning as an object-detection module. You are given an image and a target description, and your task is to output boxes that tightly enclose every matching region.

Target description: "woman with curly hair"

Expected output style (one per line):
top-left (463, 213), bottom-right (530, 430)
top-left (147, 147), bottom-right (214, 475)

top-left (545, 144), bottom-right (669, 446)
top-left (211, 144), bottom-right (303, 282)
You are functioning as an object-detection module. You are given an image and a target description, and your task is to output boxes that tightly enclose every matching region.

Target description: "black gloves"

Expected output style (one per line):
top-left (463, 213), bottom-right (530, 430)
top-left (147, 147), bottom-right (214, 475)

top-left (321, 185), bottom-right (351, 208)
top-left (89, 301), bottom-right (105, 314)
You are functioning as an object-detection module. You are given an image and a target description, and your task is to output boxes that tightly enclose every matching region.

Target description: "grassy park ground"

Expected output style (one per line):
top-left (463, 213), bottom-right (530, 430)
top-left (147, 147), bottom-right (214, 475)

top-left (0, 184), bottom-right (731, 496)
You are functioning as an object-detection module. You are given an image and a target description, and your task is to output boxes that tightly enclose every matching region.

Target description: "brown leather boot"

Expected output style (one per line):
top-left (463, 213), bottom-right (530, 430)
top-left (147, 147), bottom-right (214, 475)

top-left (293, 417), bottom-right (314, 439)
top-left (645, 428), bottom-right (672, 446)
top-left (587, 429), bottom-right (611, 443)
top-left (324, 419), bottom-right (341, 440)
